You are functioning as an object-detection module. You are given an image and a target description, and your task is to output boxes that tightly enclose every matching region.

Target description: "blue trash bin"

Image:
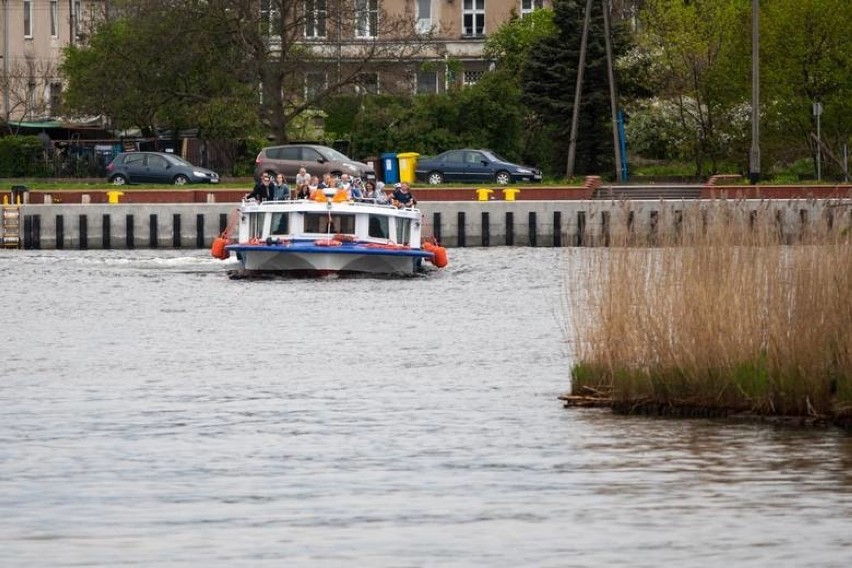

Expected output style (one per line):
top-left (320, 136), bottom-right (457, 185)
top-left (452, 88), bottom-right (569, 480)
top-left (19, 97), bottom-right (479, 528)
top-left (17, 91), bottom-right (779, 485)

top-left (380, 152), bottom-right (399, 184)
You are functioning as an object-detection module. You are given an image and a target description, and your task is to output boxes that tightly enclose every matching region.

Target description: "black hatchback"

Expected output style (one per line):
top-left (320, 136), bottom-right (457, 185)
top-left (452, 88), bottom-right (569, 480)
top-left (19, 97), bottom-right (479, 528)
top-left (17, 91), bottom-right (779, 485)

top-left (106, 152), bottom-right (220, 185)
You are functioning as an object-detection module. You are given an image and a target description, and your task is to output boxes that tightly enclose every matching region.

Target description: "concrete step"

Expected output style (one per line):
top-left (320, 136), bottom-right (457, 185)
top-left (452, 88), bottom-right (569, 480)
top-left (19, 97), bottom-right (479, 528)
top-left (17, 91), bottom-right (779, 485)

top-left (593, 185), bottom-right (703, 200)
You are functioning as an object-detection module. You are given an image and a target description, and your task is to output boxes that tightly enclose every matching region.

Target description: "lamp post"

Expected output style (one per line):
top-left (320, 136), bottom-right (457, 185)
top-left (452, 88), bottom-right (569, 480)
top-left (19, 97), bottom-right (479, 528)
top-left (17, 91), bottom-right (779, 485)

top-left (748, 0), bottom-right (760, 184)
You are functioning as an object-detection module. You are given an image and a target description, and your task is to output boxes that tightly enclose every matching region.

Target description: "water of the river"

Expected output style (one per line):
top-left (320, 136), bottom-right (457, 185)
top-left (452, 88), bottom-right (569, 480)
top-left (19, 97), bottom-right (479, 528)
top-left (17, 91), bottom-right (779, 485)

top-left (0, 248), bottom-right (850, 567)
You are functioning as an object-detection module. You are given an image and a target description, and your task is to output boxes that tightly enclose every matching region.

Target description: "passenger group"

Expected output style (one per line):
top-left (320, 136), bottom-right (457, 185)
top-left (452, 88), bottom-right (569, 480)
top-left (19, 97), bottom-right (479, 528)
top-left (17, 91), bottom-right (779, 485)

top-left (246, 169), bottom-right (416, 208)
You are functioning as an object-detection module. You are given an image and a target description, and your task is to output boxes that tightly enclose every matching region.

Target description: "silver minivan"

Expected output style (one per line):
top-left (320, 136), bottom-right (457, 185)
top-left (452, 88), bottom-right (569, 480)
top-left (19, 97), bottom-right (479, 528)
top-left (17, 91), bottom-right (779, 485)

top-left (254, 144), bottom-right (375, 182)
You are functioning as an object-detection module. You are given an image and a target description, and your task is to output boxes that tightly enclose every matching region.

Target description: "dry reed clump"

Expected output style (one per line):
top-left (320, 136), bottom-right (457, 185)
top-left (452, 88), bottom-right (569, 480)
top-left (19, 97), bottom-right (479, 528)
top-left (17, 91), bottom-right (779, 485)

top-left (567, 200), bottom-right (852, 419)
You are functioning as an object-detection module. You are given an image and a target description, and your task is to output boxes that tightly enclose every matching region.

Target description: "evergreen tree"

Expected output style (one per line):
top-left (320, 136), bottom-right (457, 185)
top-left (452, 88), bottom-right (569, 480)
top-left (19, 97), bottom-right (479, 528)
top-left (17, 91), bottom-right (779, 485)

top-left (521, 0), bottom-right (629, 177)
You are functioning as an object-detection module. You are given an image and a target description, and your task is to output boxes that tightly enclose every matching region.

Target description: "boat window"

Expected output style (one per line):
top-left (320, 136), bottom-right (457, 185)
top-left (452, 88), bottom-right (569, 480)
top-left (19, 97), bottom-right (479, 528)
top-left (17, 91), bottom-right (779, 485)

top-left (396, 218), bottom-right (411, 245)
top-left (270, 212), bottom-right (289, 235)
top-left (368, 215), bottom-right (388, 239)
top-left (304, 213), bottom-right (355, 234)
top-left (248, 212), bottom-right (264, 239)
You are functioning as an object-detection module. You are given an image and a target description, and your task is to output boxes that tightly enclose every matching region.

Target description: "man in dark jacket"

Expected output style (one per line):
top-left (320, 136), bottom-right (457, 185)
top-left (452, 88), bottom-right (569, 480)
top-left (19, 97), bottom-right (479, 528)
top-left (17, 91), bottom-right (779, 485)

top-left (246, 174), bottom-right (275, 201)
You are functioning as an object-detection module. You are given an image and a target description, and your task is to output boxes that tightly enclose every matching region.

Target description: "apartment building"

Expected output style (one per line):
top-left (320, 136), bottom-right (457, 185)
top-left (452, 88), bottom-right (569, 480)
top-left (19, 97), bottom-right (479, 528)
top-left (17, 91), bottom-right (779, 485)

top-left (279, 0), bottom-right (550, 97)
top-left (409, 0), bottom-right (547, 92)
top-left (0, 1), bottom-right (99, 122)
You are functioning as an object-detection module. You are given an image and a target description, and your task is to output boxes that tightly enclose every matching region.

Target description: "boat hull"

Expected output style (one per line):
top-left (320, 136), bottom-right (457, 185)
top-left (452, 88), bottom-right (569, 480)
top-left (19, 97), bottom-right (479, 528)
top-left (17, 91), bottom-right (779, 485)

top-left (228, 242), bottom-right (431, 275)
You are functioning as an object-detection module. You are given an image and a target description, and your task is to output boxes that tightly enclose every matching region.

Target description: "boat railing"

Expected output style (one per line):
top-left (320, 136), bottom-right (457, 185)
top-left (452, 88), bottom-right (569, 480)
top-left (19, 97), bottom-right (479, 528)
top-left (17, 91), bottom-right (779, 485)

top-left (244, 197), bottom-right (411, 210)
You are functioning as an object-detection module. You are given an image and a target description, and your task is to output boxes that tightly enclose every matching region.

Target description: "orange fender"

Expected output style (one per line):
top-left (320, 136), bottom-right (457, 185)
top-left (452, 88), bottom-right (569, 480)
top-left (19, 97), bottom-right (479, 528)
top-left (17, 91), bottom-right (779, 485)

top-left (430, 246), bottom-right (448, 268)
top-left (211, 237), bottom-right (230, 260)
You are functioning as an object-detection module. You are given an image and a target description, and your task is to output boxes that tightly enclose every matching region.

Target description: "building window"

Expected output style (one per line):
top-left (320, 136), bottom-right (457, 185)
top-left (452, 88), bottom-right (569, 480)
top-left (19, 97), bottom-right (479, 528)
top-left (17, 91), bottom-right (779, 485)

top-left (305, 72), bottom-right (327, 100)
top-left (464, 70), bottom-right (483, 86)
top-left (416, 0), bottom-right (432, 34)
top-left (462, 0), bottom-right (485, 37)
top-left (416, 71), bottom-right (438, 95)
top-left (74, 1), bottom-right (82, 38)
top-left (260, 0), bottom-right (281, 37)
top-left (50, 0), bottom-right (59, 37)
top-left (49, 82), bottom-right (63, 116)
top-left (355, 72), bottom-right (379, 95)
top-left (24, 0), bottom-right (33, 38)
top-left (305, 0), bottom-right (327, 38)
top-left (355, 0), bottom-right (378, 38)
top-left (520, 0), bottom-right (543, 17)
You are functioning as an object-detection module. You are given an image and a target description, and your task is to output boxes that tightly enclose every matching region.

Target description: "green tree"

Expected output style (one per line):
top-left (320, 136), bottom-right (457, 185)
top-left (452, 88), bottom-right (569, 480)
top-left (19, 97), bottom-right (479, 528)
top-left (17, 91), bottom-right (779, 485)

top-left (60, 0), bottom-right (257, 138)
top-left (61, 1), bottom-right (433, 143)
top-left (521, 0), bottom-right (632, 177)
top-left (211, 0), bottom-right (433, 143)
top-left (484, 8), bottom-right (557, 78)
top-left (761, 0), bottom-right (852, 178)
top-left (349, 73), bottom-right (526, 164)
top-left (634, 0), bottom-right (751, 175)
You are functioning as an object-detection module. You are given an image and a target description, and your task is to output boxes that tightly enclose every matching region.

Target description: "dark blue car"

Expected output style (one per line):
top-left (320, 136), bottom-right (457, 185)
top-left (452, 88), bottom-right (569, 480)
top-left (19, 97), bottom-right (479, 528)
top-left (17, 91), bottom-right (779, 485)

top-left (106, 151), bottom-right (220, 185)
top-left (414, 149), bottom-right (542, 185)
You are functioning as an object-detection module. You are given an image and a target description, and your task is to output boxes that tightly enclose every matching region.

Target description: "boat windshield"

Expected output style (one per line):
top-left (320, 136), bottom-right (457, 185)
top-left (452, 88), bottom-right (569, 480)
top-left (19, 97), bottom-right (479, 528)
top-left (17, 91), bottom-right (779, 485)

top-left (304, 212), bottom-right (355, 234)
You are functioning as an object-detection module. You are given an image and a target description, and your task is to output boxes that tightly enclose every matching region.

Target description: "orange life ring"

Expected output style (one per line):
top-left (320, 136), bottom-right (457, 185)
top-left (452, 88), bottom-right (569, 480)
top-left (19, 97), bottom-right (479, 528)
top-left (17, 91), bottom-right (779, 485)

top-left (333, 233), bottom-right (356, 242)
top-left (315, 238), bottom-right (343, 247)
top-left (210, 237), bottom-right (229, 260)
top-left (248, 237), bottom-right (261, 245)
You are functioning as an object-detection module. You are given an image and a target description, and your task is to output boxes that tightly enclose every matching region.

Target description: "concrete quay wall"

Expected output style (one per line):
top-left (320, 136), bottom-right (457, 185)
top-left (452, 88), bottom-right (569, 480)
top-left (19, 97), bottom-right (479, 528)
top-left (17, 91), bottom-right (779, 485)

top-left (12, 199), bottom-right (852, 250)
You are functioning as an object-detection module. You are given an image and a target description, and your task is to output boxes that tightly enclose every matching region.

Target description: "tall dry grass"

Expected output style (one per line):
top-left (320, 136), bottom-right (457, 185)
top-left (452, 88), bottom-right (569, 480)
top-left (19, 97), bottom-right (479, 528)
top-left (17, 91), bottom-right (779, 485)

top-left (567, 200), bottom-right (852, 417)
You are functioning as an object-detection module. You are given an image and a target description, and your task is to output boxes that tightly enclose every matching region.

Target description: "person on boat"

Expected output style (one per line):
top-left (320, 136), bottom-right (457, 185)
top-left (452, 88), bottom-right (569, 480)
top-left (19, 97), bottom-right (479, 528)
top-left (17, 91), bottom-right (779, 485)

top-left (318, 173), bottom-right (334, 190)
top-left (295, 167), bottom-right (310, 187)
top-left (338, 174), bottom-right (352, 195)
top-left (246, 173), bottom-right (275, 202)
top-left (273, 173), bottom-right (290, 200)
top-left (350, 178), bottom-right (365, 201)
top-left (295, 183), bottom-right (311, 200)
top-left (391, 182), bottom-right (416, 208)
top-left (308, 175), bottom-right (321, 199)
top-left (364, 180), bottom-right (388, 204)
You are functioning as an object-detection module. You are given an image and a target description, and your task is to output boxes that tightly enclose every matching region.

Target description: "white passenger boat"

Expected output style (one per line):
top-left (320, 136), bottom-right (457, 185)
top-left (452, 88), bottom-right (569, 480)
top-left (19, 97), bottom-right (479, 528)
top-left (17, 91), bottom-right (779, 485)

top-left (211, 192), bottom-right (448, 276)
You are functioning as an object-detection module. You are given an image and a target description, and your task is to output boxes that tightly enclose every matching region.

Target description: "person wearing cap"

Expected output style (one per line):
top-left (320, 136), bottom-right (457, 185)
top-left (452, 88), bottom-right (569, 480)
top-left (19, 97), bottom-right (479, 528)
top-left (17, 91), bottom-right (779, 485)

top-left (391, 182), bottom-right (416, 208)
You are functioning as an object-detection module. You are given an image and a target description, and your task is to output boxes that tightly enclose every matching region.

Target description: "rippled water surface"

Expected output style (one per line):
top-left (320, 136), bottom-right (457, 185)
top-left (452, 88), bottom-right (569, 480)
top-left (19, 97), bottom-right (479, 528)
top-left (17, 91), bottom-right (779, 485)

top-left (1, 248), bottom-right (850, 567)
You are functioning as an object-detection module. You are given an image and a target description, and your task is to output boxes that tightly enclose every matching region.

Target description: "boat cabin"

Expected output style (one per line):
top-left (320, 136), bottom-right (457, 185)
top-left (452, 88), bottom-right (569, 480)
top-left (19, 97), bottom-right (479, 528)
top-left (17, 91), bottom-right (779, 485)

top-left (237, 200), bottom-right (424, 247)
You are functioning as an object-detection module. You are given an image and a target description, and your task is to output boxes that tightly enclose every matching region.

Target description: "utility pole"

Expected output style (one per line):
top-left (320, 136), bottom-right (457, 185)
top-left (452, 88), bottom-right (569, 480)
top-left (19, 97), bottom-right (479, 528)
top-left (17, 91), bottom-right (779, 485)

top-left (601, 0), bottom-right (622, 182)
top-left (748, 0), bottom-right (760, 184)
top-left (3, 0), bottom-right (9, 122)
top-left (814, 101), bottom-right (822, 181)
top-left (566, 0), bottom-right (593, 178)
top-left (567, 0), bottom-right (623, 181)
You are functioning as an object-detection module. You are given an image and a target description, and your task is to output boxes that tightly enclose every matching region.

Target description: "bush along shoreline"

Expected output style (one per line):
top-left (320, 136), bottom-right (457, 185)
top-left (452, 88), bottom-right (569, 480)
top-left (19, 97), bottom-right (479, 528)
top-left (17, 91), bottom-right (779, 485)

top-left (563, 200), bottom-right (852, 430)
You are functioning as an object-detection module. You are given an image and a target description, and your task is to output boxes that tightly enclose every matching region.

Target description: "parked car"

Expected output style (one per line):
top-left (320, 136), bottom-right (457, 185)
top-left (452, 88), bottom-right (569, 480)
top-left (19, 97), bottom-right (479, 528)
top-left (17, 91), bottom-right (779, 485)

top-left (106, 152), bottom-right (220, 185)
top-left (415, 149), bottom-right (542, 185)
top-left (254, 144), bottom-right (376, 182)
